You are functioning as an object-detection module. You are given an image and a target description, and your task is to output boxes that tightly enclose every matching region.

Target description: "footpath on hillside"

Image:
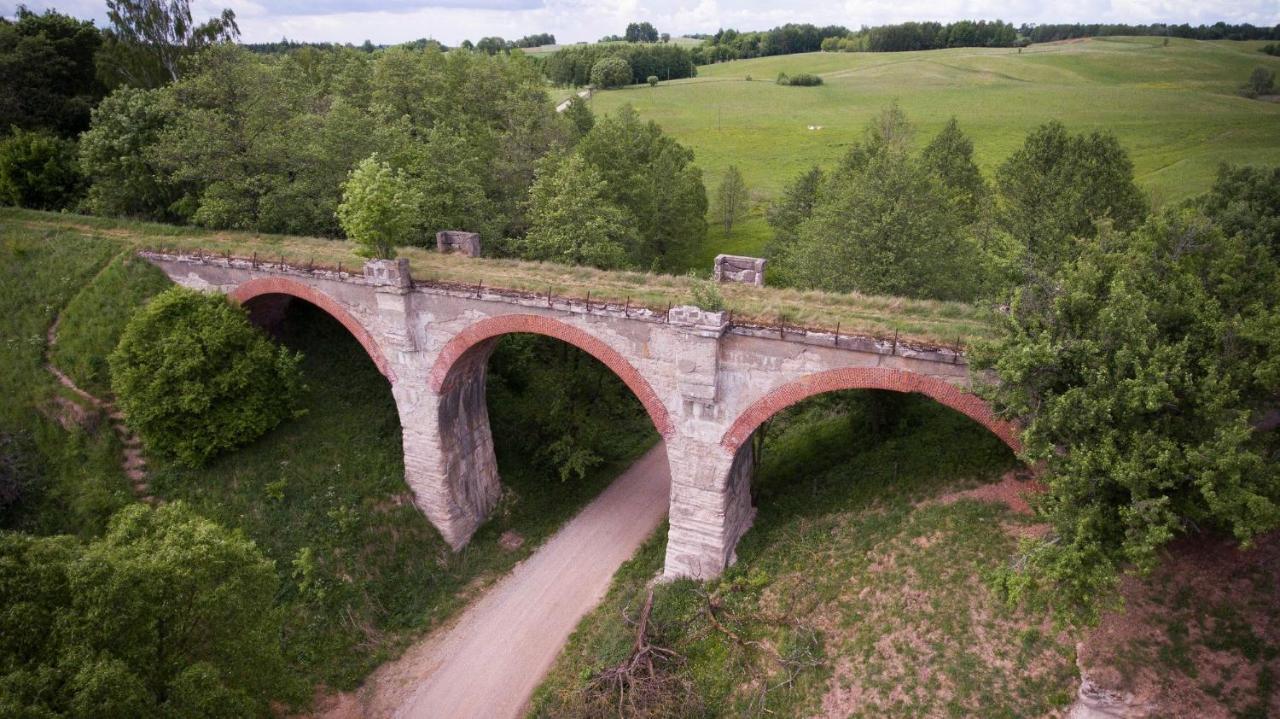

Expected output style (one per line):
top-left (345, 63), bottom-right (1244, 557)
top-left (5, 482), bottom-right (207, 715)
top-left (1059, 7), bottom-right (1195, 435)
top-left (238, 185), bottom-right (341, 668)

top-left (312, 442), bottom-right (672, 719)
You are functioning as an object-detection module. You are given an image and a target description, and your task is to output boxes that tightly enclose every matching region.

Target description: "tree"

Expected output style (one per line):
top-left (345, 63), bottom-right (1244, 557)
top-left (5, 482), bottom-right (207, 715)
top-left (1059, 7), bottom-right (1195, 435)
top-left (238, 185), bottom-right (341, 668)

top-left (975, 207), bottom-right (1280, 623)
top-left (475, 36), bottom-right (507, 55)
top-left (576, 104), bottom-right (707, 269)
top-left (109, 287), bottom-right (306, 467)
top-left (0, 7), bottom-right (104, 136)
top-left (1241, 66), bottom-right (1275, 98)
top-left (99, 0), bottom-right (240, 88)
top-left (777, 105), bottom-right (979, 300)
top-left (1199, 164), bottom-right (1280, 259)
top-left (921, 117), bottom-right (988, 225)
top-left (337, 154), bottom-right (423, 259)
top-left (562, 96), bottom-right (594, 139)
top-left (715, 165), bottom-right (749, 234)
top-left (79, 86), bottom-right (180, 219)
top-left (0, 503), bottom-right (292, 717)
top-left (995, 121), bottom-right (1147, 278)
top-left (395, 122), bottom-right (499, 245)
top-left (765, 165), bottom-right (824, 285)
top-left (518, 153), bottom-right (636, 269)
top-left (590, 55), bottom-right (632, 88)
top-left (0, 129), bottom-right (83, 210)
top-left (625, 22), bottom-right (659, 43)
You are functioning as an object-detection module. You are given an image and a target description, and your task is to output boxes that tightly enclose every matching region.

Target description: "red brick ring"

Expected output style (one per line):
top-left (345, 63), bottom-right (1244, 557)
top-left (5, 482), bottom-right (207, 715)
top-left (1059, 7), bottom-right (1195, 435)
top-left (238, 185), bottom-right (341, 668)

top-left (428, 314), bottom-right (673, 437)
top-left (720, 367), bottom-right (1021, 454)
top-left (230, 277), bottom-right (397, 383)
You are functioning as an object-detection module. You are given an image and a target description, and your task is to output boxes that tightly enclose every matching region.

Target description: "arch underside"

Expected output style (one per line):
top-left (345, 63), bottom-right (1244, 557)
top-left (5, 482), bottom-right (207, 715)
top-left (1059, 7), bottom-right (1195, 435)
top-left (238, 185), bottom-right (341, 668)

top-left (428, 314), bottom-right (673, 438)
top-left (230, 277), bottom-right (397, 383)
top-left (721, 367), bottom-right (1021, 454)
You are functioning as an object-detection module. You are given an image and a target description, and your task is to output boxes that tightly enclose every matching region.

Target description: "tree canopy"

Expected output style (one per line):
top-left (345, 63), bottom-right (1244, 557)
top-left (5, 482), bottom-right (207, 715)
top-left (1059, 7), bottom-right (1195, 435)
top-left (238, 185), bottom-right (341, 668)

top-left (0, 503), bottom-right (291, 717)
top-left (0, 7), bottom-right (105, 136)
top-left (976, 193), bottom-right (1280, 622)
top-left (99, 0), bottom-right (240, 88)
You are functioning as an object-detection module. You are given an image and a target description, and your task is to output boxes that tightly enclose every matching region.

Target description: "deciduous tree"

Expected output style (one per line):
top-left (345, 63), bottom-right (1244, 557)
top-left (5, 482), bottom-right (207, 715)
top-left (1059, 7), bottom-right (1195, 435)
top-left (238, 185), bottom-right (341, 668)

top-left (99, 0), bottom-right (240, 88)
top-left (715, 164), bottom-right (749, 234)
top-left (518, 153), bottom-right (635, 269)
top-left (337, 154), bottom-right (423, 259)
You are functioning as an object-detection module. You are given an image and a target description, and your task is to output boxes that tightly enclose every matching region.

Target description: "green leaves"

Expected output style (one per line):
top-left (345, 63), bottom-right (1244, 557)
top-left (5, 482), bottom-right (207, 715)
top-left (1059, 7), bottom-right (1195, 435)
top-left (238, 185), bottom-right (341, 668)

top-left (337, 154), bottom-right (422, 260)
top-left (518, 153), bottom-right (635, 269)
top-left (0, 503), bottom-right (290, 717)
top-left (109, 287), bottom-right (306, 467)
top-left (975, 201), bottom-right (1280, 623)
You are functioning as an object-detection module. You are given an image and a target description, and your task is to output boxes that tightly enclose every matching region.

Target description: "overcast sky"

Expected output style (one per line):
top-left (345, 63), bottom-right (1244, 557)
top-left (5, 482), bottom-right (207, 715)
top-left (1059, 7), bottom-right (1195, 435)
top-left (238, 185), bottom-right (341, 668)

top-left (6, 0), bottom-right (1279, 46)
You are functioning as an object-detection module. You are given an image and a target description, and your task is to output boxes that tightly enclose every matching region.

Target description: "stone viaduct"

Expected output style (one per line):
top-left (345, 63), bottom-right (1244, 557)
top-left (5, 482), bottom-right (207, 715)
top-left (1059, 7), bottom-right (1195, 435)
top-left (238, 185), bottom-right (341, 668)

top-left (143, 252), bottom-right (1021, 580)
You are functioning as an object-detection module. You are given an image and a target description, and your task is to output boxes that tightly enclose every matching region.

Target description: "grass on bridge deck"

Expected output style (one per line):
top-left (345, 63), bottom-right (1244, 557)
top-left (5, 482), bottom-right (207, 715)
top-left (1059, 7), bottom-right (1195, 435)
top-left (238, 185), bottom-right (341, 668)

top-left (2, 208), bottom-right (997, 348)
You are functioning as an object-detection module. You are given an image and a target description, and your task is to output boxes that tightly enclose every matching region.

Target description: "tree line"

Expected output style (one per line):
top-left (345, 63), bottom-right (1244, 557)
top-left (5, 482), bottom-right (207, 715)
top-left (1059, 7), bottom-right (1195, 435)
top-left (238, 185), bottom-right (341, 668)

top-left (1019, 22), bottom-right (1280, 43)
top-left (822, 20), bottom-right (1019, 53)
top-left (539, 42), bottom-right (697, 86)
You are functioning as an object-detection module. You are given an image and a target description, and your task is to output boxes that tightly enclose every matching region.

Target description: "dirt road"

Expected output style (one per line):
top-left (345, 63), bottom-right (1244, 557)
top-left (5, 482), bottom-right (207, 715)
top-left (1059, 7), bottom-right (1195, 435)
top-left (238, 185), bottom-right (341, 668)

top-left (326, 442), bottom-right (671, 719)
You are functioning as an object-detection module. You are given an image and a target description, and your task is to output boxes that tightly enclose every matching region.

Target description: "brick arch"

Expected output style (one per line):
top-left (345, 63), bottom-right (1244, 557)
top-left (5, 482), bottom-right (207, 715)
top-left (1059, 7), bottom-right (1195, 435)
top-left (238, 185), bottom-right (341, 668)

top-left (428, 314), bottom-right (673, 437)
top-left (230, 277), bottom-right (397, 383)
top-left (721, 367), bottom-right (1021, 454)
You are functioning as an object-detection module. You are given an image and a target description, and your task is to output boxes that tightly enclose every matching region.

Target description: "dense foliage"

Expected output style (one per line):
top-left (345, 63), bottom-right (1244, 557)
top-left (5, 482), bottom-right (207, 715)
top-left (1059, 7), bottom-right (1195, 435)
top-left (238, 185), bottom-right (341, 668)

top-left (109, 287), bottom-right (305, 467)
top-left (85, 43), bottom-right (563, 244)
top-left (542, 43), bottom-right (696, 86)
top-left (0, 7), bottom-right (104, 137)
top-left (589, 55), bottom-right (632, 88)
top-left (976, 195), bottom-right (1280, 622)
top-left (0, 502), bottom-right (290, 718)
top-left (767, 106), bottom-right (988, 299)
top-left (0, 129), bottom-right (83, 210)
top-left (1019, 22), bottom-right (1280, 43)
top-left (624, 22), bottom-right (659, 43)
top-left (337, 155), bottom-right (422, 259)
top-left (574, 105), bottom-right (707, 269)
top-left (693, 23), bottom-right (847, 63)
top-left (518, 153), bottom-right (635, 268)
top-left (821, 20), bottom-right (1017, 53)
top-left (98, 0), bottom-right (240, 88)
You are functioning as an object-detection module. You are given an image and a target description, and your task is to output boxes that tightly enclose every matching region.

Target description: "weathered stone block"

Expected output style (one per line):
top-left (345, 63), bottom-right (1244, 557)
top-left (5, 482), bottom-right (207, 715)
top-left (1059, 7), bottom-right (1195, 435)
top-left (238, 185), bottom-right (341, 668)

top-left (363, 258), bottom-right (412, 288)
top-left (436, 230), bottom-right (481, 257)
top-left (714, 254), bottom-right (766, 286)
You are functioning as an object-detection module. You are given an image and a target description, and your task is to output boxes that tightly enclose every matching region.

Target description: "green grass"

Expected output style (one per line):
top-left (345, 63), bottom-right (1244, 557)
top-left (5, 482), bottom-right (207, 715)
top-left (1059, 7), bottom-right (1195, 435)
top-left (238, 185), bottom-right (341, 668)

top-left (0, 226), bottom-right (138, 537)
top-left (588, 37), bottom-right (1280, 259)
top-left (2, 207), bottom-right (999, 347)
top-left (51, 252), bottom-right (172, 398)
top-left (532, 393), bottom-right (1079, 717)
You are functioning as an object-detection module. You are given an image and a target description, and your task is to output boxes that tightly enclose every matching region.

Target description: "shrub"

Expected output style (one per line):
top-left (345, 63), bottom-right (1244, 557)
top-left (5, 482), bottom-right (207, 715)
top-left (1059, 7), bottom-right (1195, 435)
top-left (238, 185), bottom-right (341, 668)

top-left (109, 287), bottom-right (306, 467)
top-left (590, 55), bottom-right (633, 88)
top-left (686, 271), bottom-right (726, 311)
top-left (776, 72), bottom-right (789, 85)
top-left (646, 75), bottom-right (659, 86)
top-left (1260, 42), bottom-right (1279, 56)
top-left (787, 73), bottom-right (823, 86)
top-left (1240, 66), bottom-right (1275, 98)
top-left (745, 74), bottom-right (752, 81)
top-left (0, 129), bottom-right (83, 210)
top-left (337, 154), bottom-right (423, 260)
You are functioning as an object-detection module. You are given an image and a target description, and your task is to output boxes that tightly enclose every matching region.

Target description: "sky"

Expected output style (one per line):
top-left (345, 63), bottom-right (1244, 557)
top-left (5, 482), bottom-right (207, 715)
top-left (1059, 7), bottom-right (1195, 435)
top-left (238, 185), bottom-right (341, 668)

top-left (6, 0), bottom-right (1279, 46)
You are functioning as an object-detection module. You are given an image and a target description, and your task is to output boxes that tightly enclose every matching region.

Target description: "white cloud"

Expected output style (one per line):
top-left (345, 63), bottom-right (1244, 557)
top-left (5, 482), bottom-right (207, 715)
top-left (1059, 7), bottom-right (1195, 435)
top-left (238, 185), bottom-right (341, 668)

top-left (6, 0), bottom-right (1278, 45)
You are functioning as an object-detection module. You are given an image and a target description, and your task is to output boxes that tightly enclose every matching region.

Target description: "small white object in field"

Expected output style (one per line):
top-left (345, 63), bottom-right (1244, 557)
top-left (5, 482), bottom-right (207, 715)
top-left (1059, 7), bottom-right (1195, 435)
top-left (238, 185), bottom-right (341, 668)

top-left (807, 125), bottom-right (824, 131)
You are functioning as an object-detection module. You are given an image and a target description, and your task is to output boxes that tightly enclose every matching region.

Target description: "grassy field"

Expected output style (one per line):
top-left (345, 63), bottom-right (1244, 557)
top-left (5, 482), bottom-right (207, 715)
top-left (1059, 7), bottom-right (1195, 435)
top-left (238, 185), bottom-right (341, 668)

top-left (1, 208), bottom-right (998, 346)
top-left (588, 37), bottom-right (1280, 261)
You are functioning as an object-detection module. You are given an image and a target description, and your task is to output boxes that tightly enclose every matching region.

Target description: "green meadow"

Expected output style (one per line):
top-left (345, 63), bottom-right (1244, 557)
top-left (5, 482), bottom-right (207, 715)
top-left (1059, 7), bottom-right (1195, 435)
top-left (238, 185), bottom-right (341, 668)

top-left (587, 37), bottom-right (1280, 262)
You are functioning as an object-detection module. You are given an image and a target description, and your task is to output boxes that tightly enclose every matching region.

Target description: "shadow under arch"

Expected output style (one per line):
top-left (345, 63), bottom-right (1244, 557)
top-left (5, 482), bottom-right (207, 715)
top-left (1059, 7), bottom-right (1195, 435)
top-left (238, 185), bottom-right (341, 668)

top-left (230, 277), bottom-right (397, 384)
top-left (428, 314), bottom-right (673, 438)
top-left (720, 366), bottom-right (1021, 456)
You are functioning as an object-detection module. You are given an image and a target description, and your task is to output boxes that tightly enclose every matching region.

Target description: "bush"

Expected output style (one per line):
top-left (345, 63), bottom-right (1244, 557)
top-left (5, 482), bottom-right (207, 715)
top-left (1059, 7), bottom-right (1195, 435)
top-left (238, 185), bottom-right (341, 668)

top-left (686, 271), bottom-right (726, 311)
top-left (745, 74), bottom-right (752, 81)
top-left (590, 56), bottom-right (633, 88)
top-left (787, 73), bottom-right (823, 86)
top-left (1240, 66), bottom-right (1275, 98)
top-left (0, 129), bottom-right (83, 210)
top-left (776, 72), bottom-right (789, 85)
top-left (109, 287), bottom-right (306, 467)
top-left (646, 75), bottom-right (659, 86)
top-left (1261, 43), bottom-right (1279, 57)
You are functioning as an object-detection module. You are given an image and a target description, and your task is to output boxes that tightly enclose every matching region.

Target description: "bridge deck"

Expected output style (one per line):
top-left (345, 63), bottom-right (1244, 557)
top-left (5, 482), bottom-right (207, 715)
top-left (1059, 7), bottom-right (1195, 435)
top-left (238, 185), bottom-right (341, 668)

top-left (3, 208), bottom-right (996, 348)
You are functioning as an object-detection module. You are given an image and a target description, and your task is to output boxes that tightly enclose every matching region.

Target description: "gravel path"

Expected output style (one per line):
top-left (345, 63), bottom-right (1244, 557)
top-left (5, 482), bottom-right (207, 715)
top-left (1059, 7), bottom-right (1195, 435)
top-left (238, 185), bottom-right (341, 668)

top-left (319, 442), bottom-right (671, 719)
